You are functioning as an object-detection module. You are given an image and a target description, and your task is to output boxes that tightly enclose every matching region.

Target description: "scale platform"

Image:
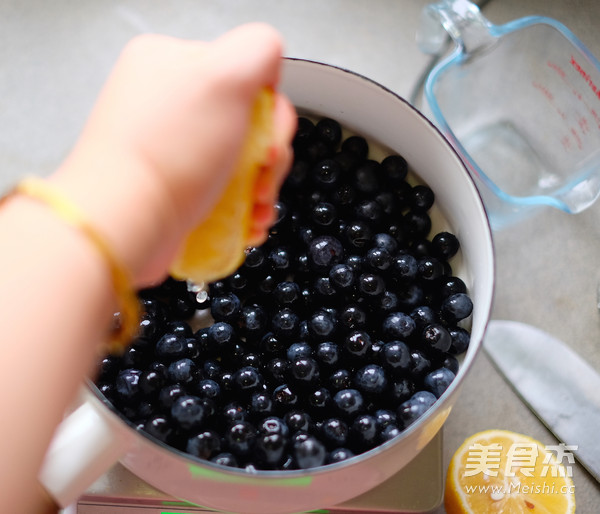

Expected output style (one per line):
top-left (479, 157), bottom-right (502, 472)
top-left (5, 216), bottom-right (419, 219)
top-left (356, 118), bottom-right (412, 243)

top-left (70, 431), bottom-right (443, 514)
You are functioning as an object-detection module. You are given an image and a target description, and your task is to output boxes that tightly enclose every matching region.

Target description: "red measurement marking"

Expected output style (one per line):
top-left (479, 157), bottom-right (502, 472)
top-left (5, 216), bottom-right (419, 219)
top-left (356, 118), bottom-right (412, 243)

top-left (547, 60), bottom-right (566, 79)
top-left (591, 108), bottom-right (600, 130)
top-left (578, 116), bottom-right (590, 134)
top-left (532, 81), bottom-right (554, 101)
top-left (571, 55), bottom-right (600, 101)
top-left (571, 126), bottom-right (583, 149)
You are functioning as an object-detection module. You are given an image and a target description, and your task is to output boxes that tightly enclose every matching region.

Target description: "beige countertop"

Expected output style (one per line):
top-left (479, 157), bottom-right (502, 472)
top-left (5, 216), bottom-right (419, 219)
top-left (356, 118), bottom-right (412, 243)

top-left (1, 0), bottom-right (598, 511)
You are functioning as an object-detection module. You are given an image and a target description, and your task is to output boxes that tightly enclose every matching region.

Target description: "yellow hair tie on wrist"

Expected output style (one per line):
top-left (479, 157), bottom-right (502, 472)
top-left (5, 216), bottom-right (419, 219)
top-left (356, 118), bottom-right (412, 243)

top-left (13, 176), bottom-right (140, 354)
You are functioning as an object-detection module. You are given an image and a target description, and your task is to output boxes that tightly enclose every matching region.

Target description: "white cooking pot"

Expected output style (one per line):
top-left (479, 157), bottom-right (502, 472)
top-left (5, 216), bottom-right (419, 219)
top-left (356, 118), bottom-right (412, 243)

top-left (40, 58), bottom-right (495, 514)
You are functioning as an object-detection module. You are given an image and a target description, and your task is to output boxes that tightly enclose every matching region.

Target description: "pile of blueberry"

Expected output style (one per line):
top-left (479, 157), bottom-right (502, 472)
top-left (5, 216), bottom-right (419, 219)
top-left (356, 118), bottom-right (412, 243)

top-left (95, 116), bottom-right (473, 471)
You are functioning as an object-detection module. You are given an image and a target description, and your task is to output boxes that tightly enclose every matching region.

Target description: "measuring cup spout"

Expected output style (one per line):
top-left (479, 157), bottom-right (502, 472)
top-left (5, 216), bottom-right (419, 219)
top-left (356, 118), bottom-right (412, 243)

top-left (417, 0), bottom-right (496, 56)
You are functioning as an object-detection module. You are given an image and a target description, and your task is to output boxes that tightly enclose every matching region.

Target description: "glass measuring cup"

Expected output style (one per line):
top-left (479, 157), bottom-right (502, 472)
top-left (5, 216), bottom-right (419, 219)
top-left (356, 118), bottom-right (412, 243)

top-left (418, 0), bottom-right (600, 229)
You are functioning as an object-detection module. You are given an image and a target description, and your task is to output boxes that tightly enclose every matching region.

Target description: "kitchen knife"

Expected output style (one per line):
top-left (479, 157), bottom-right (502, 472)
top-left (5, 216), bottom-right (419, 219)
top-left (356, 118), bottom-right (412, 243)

top-left (483, 319), bottom-right (600, 482)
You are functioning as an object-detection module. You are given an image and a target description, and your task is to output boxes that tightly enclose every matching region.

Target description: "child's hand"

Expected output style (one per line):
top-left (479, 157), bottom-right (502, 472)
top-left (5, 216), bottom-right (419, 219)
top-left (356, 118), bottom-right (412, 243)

top-left (52, 23), bottom-right (296, 286)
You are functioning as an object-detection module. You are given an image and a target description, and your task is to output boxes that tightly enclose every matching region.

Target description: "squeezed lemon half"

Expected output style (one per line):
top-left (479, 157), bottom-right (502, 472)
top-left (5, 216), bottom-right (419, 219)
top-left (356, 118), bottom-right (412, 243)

top-left (445, 429), bottom-right (576, 513)
top-left (169, 87), bottom-right (275, 284)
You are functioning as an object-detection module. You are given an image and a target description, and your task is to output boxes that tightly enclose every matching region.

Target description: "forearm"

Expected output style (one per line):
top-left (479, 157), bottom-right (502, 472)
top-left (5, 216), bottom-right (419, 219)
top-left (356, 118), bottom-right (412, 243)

top-left (0, 194), bottom-right (116, 509)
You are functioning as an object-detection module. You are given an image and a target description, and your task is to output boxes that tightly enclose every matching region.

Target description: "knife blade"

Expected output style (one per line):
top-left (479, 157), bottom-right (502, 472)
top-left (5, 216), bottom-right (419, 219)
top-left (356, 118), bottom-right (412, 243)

top-left (483, 319), bottom-right (600, 482)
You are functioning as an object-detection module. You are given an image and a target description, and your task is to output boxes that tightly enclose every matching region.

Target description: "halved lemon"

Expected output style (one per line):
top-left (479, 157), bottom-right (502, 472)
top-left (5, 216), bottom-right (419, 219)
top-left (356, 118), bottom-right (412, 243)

top-left (169, 87), bottom-right (275, 284)
top-left (445, 429), bottom-right (576, 513)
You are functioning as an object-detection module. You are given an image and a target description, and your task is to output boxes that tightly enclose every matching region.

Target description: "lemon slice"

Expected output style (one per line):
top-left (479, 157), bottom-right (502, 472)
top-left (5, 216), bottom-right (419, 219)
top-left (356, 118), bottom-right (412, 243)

top-left (169, 87), bottom-right (275, 284)
top-left (445, 429), bottom-right (576, 513)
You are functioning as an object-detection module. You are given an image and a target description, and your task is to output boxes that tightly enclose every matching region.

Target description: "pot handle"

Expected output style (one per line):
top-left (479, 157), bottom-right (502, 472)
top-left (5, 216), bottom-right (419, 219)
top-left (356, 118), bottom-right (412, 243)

top-left (39, 396), bottom-right (132, 507)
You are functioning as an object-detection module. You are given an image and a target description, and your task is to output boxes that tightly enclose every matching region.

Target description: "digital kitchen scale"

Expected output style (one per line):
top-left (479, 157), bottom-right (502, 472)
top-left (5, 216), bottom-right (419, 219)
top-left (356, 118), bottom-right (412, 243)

top-left (69, 431), bottom-right (443, 514)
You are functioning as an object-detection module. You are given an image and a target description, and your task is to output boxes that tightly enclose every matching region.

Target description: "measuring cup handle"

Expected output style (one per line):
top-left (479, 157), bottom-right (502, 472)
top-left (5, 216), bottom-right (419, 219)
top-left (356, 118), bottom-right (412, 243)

top-left (38, 391), bottom-right (133, 507)
top-left (417, 0), bottom-right (496, 56)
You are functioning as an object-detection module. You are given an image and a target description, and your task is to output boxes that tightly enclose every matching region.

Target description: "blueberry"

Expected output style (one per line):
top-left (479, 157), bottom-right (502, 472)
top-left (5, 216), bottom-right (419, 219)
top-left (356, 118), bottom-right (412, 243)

top-left (442, 354), bottom-right (460, 375)
top-left (171, 395), bottom-right (206, 431)
top-left (207, 322), bottom-right (237, 350)
top-left (353, 364), bottom-right (388, 395)
top-left (186, 430), bottom-right (221, 460)
top-left (260, 332), bottom-right (285, 355)
top-left (338, 304), bottom-right (367, 332)
top-left (341, 135), bottom-right (369, 161)
top-left (271, 308), bottom-right (300, 340)
top-left (155, 333), bottom-right (188, 361)
top-left (222, 402), bottom-right (248, 426)
top-left (374, 409), bottom-right (397, 430)
top-left (441, 293), bottom-right (473, 322)
top-left (265, 358), bottom-right (290, 384)
top-left (365, 247), bottom-right (392, 273)
top-left (144, 415), bottom-right (173, 443)
top-left (382, 312), bottom-right (416, 341)
top-left (284, 410), bottom-right (313, 433)
top-left (410, 305), bottom-right (437, 329)
top-left (287, 342), bottom-right (313, 361)
top-left (439, 276), bottom-right (468, 298)
top-left (315, 341), bottom-right (340, 367)
top-left (344, 221), bottom-right (373, 250)
top-left (225, 421), bottom-right (256, 457)
top-left (250, 392), bottom-right (274, 418)
top-left (115, 369), bottom-right (142, 405)
top-left (238, 305), bottom-right (268, 342)
top-left (353, 160), bottom-right (381, 195)
top-left (329, 369), bottom-right (352, 391)
top-left (381, 154), bottom-right (408, 184)
top-left (167, 358), bottom-right (197, 384)
top-left (233, 366), bottom-right (264, 394)
top-left (274, 281), bottom-right (302, 307)
top-left (331, 182), bottom-right (358, 209)
top-left (315, 117), bottom-right (342, 148)
top-left (403, 209), bottom-right (432, 238)
top-left (158, 384), bottom-right (186, 411)
top-left (371, 233), bottom-right (399, 254)
top-left (424, 367), bottom-right (456, 398)
top-left (448, 326), bottom-right (471, 354)
top-left (388, 378), bottom-right (416, 404)
top-left (268, 247), bottom-right (293, 275)
top-left (254, 432), bottom-right (288, 468)
top-left (410, 350), bottom-right (433, 379)
top-left (350, 414), bottom-right (378, 450)
top-left (321, 418), bottom-right (349, 447)
top-left (409, 185), bottom-right (435, 210)
top-left (380, 341), bottom-right (411, 375)
top-left (311, 201), bottom-right (338, 230)
top-left (417, 257), bottom-right (445, 282)
top-left (243, 246), bottom-right (267, 272)
top-left (210, 452), bottom-right (238, 467)
top-left (391, 253), bottom-right (418, 283)
top-left (202, 360), bottom-right (222, 380)
top-left (293, 435), bottom-right (326, 469)
top-left (313, 276), bottom-right (338, 301)
top-left (380, 424), bottom-right (402, 443)
top-left (290, 358), bottom-right (320, 385)
top-left (397, 391), bottom-right (437, 429)
top-left (333, 389), bottom-right (364, 418)
top-left (195, 379), bottom-right (221, 401)
top-left (308, 235), bottom-right (344, 270)
top-left (328, 264), bottom-right (355, 291)
top-left (210, 292), bottom-right (241, 323)
top-left (272, 384), bottom-right (299, 412)
top-left (327, 447), bottom-right (355, 464)
top-left (378, 291), bottom-right (400, 315)
top-left (431, 231), bottom-right (460, 260)
top-left (307, 310), bottom-right (337, 341)
top-left (344, 330), bottom-right (373, 359)
top-left (312, 159), bottom-right (342, 190)
top-left (357, 273), bottom-right (385, 298)
top-left (421, 323), bottom-right (452, 352)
